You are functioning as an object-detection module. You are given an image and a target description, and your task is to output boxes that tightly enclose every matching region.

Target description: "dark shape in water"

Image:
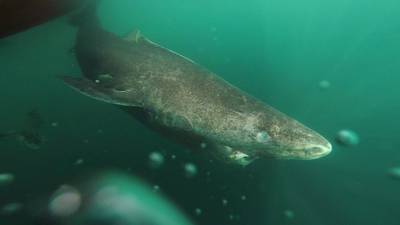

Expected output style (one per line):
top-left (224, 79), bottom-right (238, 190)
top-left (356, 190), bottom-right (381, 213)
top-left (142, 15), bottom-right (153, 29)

top-left (0, 109), bottom-right (45, 149)
top-left (0, 131), bottom-right (17, 139)
top-left (17, 130), bottom-right (44, 150)
top-left (62, 5), bottom-right (331, 166)
top-left (0, 0), bottom-right (87, 38)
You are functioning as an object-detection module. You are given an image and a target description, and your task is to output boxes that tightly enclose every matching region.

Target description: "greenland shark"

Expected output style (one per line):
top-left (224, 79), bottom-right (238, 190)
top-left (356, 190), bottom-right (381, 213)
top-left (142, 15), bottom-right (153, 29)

top-left (62, 8), bottom-right (332, 166)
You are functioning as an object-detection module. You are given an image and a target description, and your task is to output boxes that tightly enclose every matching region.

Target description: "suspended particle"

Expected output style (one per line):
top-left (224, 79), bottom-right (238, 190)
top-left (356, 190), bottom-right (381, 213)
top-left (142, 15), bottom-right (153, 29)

top-left (194, 208), bottom-right (202, 216)
top-left (283, 209), bottom-right (295, 220)
top-left (1, 202), bottom-right (23, 215)
top-left (48, 185), bottom-right (81, 217)
top-left (153, 185), bottom-right (160, 192)
top-left (200, 142), bottom-right (207, 149)
top-left (388, 167), bottom-right (400, 180)
top-left (0, 173), bottom-right (14, 186)
top-left (319, 80), bottom-right (331, 90)
top-left (222, 199), bottom-right (228, 206)
top-left (74, 158), bottom-right (84, 166)
top-left (171, 154), bottom-right (177, 160)
top-left (184, 163), bottom-right (198, 178)
top-left (148, 152), bottom-right (164, 169)
top-left (335, 129), bottom-right (359, 147)
top-left (241, 195), bottom-right (247, 201)
top-left (51, 122), bottom-right (59, 127)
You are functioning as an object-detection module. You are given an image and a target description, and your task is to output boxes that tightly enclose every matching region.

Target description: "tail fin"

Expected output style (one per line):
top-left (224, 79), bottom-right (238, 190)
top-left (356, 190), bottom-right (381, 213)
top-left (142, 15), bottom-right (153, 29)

top-left (69, 0), bottom-right (100, 27)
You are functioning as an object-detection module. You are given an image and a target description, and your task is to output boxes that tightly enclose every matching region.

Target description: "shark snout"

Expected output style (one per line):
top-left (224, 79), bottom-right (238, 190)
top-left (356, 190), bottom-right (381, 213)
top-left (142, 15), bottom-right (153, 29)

top-left (304, 142), bottom-right (332, 159)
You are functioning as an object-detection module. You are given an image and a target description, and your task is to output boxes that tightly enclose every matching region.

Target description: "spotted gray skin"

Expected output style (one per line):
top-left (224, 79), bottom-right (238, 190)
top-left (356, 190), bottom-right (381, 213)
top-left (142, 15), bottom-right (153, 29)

top-left (63, 20), bottom-right (331, 166)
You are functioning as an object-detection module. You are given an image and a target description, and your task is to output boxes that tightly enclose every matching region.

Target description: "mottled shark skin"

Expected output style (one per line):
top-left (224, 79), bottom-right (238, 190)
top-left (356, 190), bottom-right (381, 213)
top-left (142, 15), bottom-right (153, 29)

top-left (63, 22), bottom-right (332, 166)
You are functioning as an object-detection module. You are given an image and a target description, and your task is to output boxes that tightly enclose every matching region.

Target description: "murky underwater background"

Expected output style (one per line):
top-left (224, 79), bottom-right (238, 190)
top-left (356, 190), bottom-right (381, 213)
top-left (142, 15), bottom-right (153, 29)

top-left (1, 0), bottom-right (400, 224)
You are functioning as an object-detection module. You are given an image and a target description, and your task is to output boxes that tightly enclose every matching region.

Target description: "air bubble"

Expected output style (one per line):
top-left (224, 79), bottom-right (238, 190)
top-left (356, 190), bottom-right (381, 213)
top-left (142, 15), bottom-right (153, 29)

top-left (1, 202), bottom-right (23, 215)
top-left (319, 80), bottom-right (331, 89)
top-left (283, 209), bottom-right (295, 220)
top-left (388, 167), bottom-right (400, 180)
top-left (0, 173), bottom-right (14, 186)
top-left (149, 152), bottom-right (164, 169)
top-left (48, 185), bottom-right (81, 217)
top-left (200, 142), bottom-right (207, 149)
top-left (194, 208), bottom-right (202, 216)
top-left (184, 163), bottom-right (198, 178)
top-left (75, 158), bottom-right (84, 166)
top-left (335, 129), bottom-right (359, 147)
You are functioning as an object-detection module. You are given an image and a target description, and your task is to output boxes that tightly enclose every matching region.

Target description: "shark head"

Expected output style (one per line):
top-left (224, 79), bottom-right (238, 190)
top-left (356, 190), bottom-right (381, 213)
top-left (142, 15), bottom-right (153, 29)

top-left (252, 110), bottom-right (332, 160)
top-left (212, 109), bottom-right (332, 166)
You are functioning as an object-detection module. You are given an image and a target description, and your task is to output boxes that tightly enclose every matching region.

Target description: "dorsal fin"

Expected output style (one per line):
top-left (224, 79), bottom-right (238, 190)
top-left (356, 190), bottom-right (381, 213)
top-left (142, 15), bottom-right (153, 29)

top-left (124, 29), bottom-right (145, 43)
top-left (123, 29), bottom-right (196, 64)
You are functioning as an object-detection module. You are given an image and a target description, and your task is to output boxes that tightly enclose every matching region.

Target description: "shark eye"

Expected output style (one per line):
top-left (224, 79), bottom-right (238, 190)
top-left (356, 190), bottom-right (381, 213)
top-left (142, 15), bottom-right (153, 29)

top-left (256, 131), bottom-right (270, 143)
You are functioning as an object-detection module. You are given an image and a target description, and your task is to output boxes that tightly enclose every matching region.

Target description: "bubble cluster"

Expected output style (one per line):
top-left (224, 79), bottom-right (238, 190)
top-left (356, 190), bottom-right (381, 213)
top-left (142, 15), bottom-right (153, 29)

top-left (45, 172), bottom-right (195, 225)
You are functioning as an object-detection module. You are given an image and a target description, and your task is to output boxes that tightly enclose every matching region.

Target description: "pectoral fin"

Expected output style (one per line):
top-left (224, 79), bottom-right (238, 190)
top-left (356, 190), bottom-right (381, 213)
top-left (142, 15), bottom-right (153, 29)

top-left (61, 76), bottom-right (141, 107)
top-left (212, 144), bottom-right (257, 166)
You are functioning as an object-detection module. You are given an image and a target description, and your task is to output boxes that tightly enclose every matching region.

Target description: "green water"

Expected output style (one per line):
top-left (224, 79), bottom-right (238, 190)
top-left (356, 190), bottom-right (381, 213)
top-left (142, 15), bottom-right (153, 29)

top-left (1, 0), bottom-right (400, 224)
